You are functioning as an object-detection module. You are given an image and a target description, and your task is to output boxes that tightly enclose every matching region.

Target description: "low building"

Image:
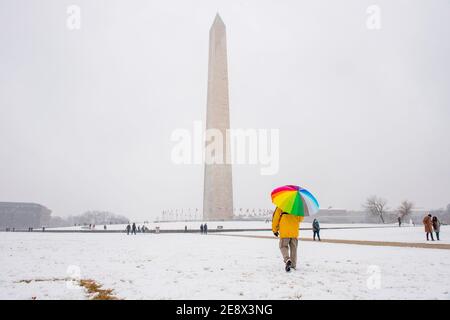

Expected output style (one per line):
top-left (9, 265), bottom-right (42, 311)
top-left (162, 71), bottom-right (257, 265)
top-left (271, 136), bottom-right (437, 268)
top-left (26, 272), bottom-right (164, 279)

top-left (0, 202), bottom-right (51, 229)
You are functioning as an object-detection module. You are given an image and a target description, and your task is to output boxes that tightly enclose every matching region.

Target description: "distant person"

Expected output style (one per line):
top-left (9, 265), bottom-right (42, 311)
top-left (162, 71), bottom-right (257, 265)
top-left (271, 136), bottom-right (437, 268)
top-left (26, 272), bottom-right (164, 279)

top-left (312, 218), bottom-right (321, 241)
top-left (432, 216), bottom-right (441, 241)
top-left (104, 225), bottom-right (107, 230)
top-left (272, 207), bottom-right (304, 272)
top-left (423, 214), bottom-right (434, 241)
top-left (126, 224), bottom-right (131, 235)
top-left (204, 223), bottom-right (208, 235)
top-left (200, 224), bottom-right (204, 234)
top-left (42, 227), bottom-right (45, 232)
top-left (132, 223), bottom-right (137, 235)
top-left (185, 225), bottom-right (188, 232)
top-left (398, 216), bottom-right (401, 227)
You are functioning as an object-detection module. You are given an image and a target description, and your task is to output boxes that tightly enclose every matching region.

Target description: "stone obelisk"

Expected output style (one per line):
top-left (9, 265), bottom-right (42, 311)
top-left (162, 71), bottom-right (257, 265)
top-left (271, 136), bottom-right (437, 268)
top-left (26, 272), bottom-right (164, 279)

top-left (203, 14), bottom-right (234, 221)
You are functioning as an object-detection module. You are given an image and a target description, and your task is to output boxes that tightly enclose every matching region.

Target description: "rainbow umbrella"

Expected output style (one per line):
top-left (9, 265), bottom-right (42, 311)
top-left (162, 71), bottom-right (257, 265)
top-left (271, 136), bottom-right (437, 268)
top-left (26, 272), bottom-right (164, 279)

top-left (271, 185), bottom-right (319, 216)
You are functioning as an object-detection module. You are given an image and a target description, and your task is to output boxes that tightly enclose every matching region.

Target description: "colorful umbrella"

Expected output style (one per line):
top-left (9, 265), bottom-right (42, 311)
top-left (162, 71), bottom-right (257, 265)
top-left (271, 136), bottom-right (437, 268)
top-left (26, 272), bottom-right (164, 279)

top-left (271, 185), bottom-right (319, 216)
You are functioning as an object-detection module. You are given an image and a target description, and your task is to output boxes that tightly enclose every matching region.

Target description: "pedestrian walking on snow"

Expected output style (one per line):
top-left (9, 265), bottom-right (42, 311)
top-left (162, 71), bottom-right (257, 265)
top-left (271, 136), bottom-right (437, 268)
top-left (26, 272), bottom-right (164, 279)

top-left (423, 214), bottom-right (434, 241)
top-left (432, 216), bottom-right (441, 241)
top-left (272, 207), bottom-right (303, 272)
top-left (312, 218), bottom-right (321, 241)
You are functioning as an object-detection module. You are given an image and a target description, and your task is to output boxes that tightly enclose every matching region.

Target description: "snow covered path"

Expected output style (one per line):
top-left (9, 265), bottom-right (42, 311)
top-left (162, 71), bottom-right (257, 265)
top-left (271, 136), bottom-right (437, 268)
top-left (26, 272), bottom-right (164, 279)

top-left (214, 234), bottom-right (450, 250)
top-left (1, 232), bottom-right (449, 300)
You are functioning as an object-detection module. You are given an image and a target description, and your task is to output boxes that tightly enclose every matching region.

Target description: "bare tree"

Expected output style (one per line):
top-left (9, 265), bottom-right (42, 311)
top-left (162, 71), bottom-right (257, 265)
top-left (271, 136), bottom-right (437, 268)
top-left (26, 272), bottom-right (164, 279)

top-left (364, 196), bottom-right (388, 223)
top-left (397, 200), bottom-right (414, 221)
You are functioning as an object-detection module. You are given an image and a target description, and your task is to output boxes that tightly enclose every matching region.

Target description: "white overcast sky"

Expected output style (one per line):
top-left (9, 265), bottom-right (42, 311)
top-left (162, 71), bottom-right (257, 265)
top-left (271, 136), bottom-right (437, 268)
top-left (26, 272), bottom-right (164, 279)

top-left (0, 0), bottom-right (449, 219)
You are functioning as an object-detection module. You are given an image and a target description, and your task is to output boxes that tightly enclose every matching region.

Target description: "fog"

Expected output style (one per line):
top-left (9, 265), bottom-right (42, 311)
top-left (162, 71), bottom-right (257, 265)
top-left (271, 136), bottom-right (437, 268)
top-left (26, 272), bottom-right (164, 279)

top-left (1, 0), bottom-right (449, 219)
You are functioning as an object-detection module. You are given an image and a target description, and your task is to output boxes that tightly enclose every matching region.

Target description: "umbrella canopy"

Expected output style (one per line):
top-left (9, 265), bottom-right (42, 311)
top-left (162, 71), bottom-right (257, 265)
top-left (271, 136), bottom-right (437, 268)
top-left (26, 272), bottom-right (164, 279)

top-left (271, 185), bottom-right (319, 216)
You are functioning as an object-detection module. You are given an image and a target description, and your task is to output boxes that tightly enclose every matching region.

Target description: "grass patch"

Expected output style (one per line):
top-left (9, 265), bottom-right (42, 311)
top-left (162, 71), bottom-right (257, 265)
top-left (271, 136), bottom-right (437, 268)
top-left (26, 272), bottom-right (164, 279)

top-left (16, 277), bottom-right (69, 284)
top-left (79, 279), bottom-right (118, 300)
top-left (16, 278), bottom-right (119, 300)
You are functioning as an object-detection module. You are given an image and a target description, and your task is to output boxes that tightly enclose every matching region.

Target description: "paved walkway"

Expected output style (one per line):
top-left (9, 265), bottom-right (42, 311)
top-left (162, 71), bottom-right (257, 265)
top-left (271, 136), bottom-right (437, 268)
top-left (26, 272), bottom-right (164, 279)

top-left (213, 233), bottom-right (450, 250)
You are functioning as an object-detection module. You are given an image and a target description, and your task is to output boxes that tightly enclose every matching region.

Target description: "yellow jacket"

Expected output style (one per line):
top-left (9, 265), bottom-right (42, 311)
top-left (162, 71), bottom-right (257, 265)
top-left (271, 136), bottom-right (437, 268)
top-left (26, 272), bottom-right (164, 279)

top-left (272, 207), bottom-right (303, 238)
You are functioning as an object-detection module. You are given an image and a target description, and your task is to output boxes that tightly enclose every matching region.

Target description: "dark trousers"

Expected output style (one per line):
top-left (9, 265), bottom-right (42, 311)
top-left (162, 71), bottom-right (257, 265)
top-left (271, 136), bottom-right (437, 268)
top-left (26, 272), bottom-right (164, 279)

top-left (313, 231), bottom-right (320, 241)
top-left (426, 232), bottom-right (434, 241)
top-left (435, 232), bottom-right (440, 240)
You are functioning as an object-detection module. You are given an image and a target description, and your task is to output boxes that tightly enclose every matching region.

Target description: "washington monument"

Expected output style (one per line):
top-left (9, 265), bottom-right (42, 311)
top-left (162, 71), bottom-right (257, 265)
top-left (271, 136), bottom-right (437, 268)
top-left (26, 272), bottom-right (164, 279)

top-left (203, 14), bottom-right (234, 221)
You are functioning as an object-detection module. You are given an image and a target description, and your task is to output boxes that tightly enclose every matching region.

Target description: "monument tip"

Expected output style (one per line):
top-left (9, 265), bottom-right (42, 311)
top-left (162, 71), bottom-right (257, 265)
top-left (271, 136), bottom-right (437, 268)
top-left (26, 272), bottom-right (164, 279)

top-left (213, 12), bottom-right (225, 26)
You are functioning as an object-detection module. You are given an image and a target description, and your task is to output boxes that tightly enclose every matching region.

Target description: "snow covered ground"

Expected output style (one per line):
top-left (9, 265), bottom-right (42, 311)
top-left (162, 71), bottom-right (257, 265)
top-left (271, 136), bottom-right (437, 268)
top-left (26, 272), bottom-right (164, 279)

top-left (230, 226), bottom-right (450, 245)
top-left (1, 229), bottom-right (449, 300)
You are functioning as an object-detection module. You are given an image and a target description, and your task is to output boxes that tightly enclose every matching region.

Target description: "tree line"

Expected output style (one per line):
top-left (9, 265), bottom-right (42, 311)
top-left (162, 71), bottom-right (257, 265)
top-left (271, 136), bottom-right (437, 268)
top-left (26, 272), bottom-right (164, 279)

top-left (363, 196), bottom-right (449, 224)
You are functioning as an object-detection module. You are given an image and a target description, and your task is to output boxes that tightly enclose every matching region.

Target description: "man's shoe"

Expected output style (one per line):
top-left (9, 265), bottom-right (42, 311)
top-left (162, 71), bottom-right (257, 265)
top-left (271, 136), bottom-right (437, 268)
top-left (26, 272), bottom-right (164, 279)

top-left (285, 260), bottom-right (292, 272)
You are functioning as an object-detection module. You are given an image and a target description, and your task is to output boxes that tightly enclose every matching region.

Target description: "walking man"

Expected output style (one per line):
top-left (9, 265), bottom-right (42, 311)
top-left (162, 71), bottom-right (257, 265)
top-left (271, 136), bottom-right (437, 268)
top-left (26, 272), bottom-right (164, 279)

top-left (204, 223), bottom-right (208, 235)
top-left (272, 207), bottom-right (304, 272)
top-left (423, 214), bottom-right (434, 241)
top-left (200, 224), bottom-right (204, 234)
top-left (131, 223), bottom-right (137, 235)
top-left (312, 218), bottom-right (321, 241)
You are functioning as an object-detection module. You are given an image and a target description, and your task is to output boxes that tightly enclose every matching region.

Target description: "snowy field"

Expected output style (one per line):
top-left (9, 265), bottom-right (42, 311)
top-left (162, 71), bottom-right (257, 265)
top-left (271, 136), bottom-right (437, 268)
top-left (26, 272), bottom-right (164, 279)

top-left (1, 229), bottom-right (450, 300)
top-left (230, 226), bottom-right (450, 245)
